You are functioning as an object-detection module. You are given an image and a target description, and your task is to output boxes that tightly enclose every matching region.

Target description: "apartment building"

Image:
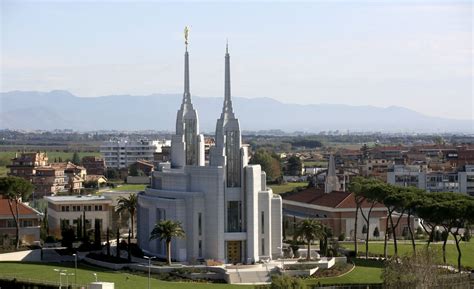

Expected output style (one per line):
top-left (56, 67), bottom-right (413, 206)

top-left (459, 165), bottom-right (474, 196)
top-left (82, 156), bottom-right (107, 176)
top-left (101, 139), bottom-right (170, 169)
top-left (32, 167), bottom-right (65, 197)
top-left (7, 152), bottom-right (48, 179)
top-left (387, 164), bottom-right (472, 195)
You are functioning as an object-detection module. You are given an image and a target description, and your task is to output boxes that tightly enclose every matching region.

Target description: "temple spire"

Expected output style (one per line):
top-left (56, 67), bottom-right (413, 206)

top-left (222, 42), bottom-right (235, 118)
top-left (183, 26), bottom-right (191, 106)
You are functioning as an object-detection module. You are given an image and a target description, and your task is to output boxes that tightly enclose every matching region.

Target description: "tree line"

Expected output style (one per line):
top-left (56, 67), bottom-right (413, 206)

top-left (349, 176), bottom-right (474, 271)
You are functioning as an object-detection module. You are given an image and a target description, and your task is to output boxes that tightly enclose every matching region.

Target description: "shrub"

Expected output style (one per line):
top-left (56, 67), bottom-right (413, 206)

top-left (270, 275), bottom-right (306, 289)
top-left (44, 236), bottom-right (56, 243)
top-left (373, 227), bottom-right (380, 238)
top-left (462, 228), bottom-right (471, 242)
top-left (338, 233), bottom-right (346, 241)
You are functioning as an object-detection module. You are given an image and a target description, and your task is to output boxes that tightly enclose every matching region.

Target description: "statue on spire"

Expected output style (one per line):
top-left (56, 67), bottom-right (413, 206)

top-left (184, 26), bottom-right (190, 47)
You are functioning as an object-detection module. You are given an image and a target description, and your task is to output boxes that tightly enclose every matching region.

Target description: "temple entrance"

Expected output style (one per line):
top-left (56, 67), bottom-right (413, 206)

top-left (227, 241), bottom-right (241, 264)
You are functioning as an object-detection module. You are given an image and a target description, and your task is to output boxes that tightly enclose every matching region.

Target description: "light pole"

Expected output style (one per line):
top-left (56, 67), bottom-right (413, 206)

top-left (143, 256), bottom-right (155, 289)
top-left (73, 253), bottom-right (78, 285)
top-left (54, 269), bottom-right (67, 289)
top-left (64, 273), bottom-right (74, 288)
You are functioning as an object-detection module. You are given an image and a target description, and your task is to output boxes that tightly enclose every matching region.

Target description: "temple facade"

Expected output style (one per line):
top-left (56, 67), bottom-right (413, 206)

top-left (137, 40), bottom-right (282, 264)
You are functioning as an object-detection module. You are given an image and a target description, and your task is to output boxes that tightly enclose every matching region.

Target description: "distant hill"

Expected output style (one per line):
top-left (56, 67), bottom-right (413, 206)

top-left (0, 90), bottom-right (472, 133)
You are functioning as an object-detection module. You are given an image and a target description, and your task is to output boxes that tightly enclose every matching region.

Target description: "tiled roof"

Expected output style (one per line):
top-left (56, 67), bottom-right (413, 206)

top-left (0, 199), bottom-right (40, 217)
top-left (85, 175), bottom-right (107, 182)
top-left (281, 187), bottom-right (385, 209)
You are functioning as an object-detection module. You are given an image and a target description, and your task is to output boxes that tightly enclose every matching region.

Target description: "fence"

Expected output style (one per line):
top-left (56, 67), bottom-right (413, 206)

top-left (310, 284), bottom-right (383, 289)
top-left (0, 275), bottom-right (89, 289)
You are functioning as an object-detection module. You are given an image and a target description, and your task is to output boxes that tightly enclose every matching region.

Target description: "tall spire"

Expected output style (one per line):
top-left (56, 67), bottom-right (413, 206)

top-left (222, 41), bottom-right (235, 118)
top-left (325, 154), bottom-right (340, 193)
top-left (183, 26), bottom-right (191, 106)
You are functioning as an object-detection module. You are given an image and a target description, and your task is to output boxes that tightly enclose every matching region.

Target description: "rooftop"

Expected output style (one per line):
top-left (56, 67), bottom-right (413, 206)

top-left (44, 195), bottom-right (111, 203)
top-left (0, 199), bottom-right (41, 217)
top-left (281, 187), bottom-right (385, 209)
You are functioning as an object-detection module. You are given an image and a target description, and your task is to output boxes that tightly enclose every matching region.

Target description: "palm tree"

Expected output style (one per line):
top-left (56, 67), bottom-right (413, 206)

top-left (296, 218), bottom-right (323, 260)
top-left (0, 177), bottom-right (34, 250)
top-left (149, 220), bottom-right (185, 265)
top-left (116, 194), bottom-right (138, 238)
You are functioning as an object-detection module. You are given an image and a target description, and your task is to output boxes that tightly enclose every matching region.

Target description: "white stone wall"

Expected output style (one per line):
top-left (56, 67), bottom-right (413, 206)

top-left (271, 194), bottom-right (283, 259)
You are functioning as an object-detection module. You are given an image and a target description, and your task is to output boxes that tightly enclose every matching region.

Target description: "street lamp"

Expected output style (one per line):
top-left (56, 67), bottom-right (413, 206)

top-left (72, 253), bottom-right (78, 286)
top-left (143, 256), bottom-right (156, 289)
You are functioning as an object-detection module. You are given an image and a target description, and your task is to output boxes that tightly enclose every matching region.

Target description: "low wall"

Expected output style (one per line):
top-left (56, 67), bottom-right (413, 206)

top-left (83, 257), bottom-right (129, 270)
top-left (126, 176), bottom-right (150, 184)
top-left (281, 267), bottom-right (319, 277)
top-left (333, 256), bottom-right (347, 264)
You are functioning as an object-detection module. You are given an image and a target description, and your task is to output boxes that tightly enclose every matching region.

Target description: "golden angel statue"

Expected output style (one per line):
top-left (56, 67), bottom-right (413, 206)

top-left (184, 26), bottom-right (190, 45)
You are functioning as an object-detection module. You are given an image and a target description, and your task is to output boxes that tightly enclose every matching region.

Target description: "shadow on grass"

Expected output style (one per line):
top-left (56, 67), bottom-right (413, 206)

top-left (0, 261), bottom-right (120, 274)
top-left (351, 258), bottom-right (385, 268)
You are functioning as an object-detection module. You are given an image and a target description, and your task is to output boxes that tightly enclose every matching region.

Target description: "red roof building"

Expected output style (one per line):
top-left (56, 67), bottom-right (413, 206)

top-left (0, 199), bottom-right (42, 246)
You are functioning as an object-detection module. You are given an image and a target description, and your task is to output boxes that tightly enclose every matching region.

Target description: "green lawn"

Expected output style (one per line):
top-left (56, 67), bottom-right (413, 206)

top-left (303, 161), bottom-right (327, 167)
top-left (305, 259), bottom-right (383, 285)
top-left (341, 240), bottom-right (474, 269)
top-left (269, 182), bottom-right (307, 194)
top-left (0, 166), bottom-right (7, 177)
top-left (109, 184), bottom-right (147, 192)
top-left (0, 262), bottom-right (254, 289)
top-left (0, 151), bottom-right (100, 166)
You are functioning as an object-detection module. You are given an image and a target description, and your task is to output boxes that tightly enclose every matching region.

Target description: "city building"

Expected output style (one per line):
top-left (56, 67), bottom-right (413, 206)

top-left (45, 195), bottom-right (113, 238)
top-left (0, 199), bottom-right (42, 246)
top-left (31, 167), bottom-right (65, 197)
top-left (51, 162), bottom-right (87, 193)
top-left (82, 156), bottom-right (107, 176)
top-left (459, 165), bottom-right (474, 196)
top-left (7, 152), bottom-right (48, 179)
top-left (137, 42), bottom-right (282, 264)
top-left (101, 139), bottom-right (170, 169)
top-left (281, 188), bottom-right (414, 240)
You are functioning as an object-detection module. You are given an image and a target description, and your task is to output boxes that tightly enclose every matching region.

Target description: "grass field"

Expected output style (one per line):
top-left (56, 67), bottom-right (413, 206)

top-left (306, 259), bottom-right (383, 285)
top-left (109, 184), bottom-right (147, 192)
top-left (303, 161), bottom-right (327, 167)
top-left (0, 151), bottom-right (100, 166)
top-left (0, 166), bottom-right (7, 177)
top-left (0, 262), bottom-right (253, 289)
top-left (341, 240), bottom-right (474, 269)
top-left (269, 182), bottom-right (307, 194)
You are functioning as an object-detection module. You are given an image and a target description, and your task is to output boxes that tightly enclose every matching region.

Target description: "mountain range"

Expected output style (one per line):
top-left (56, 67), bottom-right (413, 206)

top-left (0, 90), bottom-right (472, 133)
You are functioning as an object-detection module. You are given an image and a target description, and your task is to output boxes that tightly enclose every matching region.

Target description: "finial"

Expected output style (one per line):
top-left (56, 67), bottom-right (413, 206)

top-left (226, 38), bottom-right (229, 54)
top-left (184, 26), bottom-right (190, 51)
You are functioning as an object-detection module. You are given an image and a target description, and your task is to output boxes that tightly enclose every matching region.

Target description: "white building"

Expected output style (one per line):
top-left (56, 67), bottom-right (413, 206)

top-left (137, 42), bottom-right (282, 264)
top-left (45, 195), bottom-right (113, 238)
top-left (458, 165), bottom-right (474, 196)
top-left (387, 164), bottom-right (471, 195)
top-left (101, 139), bottom-right (170, 169)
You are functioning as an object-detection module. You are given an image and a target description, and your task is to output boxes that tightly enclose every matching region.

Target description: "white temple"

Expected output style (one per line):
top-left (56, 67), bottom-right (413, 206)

top-left (137, 37), bottom-right (282, 264)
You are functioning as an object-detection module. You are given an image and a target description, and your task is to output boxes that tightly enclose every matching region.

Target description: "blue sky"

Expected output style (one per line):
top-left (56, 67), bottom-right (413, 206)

top-left (1, 1), bottom-right (472, 120)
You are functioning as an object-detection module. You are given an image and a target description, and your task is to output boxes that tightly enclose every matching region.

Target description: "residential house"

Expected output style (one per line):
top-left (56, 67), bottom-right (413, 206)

top-left (0, 198), bottom-right (42, 246)
top-left (82, 156), bottom-right (107, 176)
top-left (7, 152), bottom-right (48, 179)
